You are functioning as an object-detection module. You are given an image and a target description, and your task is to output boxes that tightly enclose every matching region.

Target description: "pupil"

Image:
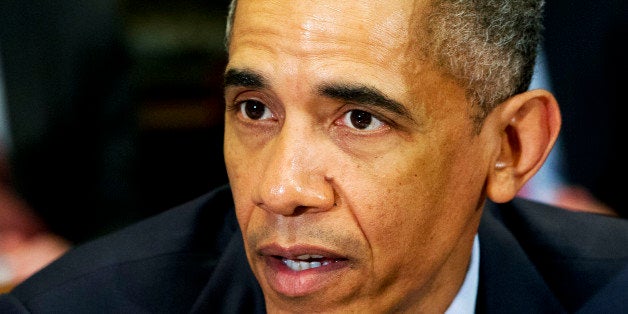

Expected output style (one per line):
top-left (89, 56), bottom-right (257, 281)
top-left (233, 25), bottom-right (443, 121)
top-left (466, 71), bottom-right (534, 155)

top-left (350, 110), bottom-right (372, 129)
top-left (244, 101), bottom-right (265, 120)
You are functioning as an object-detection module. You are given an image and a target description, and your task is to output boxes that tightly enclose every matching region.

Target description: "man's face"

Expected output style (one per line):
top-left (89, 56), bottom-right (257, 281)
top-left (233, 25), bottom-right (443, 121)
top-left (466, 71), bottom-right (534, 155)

top-left (224, 0), bottom-right (494, 311)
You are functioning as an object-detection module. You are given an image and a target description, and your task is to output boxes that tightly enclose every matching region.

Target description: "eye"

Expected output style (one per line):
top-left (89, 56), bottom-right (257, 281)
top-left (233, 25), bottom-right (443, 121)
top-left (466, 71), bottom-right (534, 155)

top-left (341, 110), bottom-right (385, 131)
top-left (239, 100), bottom-right (273, 120)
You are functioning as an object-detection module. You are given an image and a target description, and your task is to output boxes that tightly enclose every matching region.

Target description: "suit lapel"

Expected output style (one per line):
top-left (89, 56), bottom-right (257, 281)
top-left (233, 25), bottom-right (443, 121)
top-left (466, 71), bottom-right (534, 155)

top-left (189, 215), bottom-right (266, 314)
top-left (477, 202), bottom-right (566, 313)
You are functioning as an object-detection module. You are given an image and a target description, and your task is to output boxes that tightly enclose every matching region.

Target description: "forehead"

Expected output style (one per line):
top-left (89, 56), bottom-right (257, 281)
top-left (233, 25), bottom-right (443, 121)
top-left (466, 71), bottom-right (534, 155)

top-left (231, 0), bottom-right (414, 33)
top-left (232, 0), bottom-right (418, 36)
top-left (232, 0), bottom-right (421, 61)
top-left (229, 0), bottom-right (428, 99)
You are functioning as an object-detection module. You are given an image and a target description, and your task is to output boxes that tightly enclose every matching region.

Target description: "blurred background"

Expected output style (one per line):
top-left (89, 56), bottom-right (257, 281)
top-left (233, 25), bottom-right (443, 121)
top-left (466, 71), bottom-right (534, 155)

top-left (120, 0), bottom-right (231, 216)
top-left (0, 0), bottom-right (626, 290)
top-left (0, 0), bottom-right (231, 289)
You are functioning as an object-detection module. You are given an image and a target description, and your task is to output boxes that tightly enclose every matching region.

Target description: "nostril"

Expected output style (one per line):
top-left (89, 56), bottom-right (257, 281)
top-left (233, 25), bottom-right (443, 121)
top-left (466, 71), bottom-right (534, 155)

top-left (292, 206), bottom-right (308, 216)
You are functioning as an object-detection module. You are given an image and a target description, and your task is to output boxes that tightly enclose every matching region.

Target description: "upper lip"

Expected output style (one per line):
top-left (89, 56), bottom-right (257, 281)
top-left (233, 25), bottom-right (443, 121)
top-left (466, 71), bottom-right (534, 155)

top-left (257, 243), bottom-right (348, 260)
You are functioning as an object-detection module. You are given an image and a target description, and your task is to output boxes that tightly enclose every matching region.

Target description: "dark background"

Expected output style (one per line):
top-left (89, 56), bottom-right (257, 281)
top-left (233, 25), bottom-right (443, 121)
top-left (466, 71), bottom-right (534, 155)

top-left (542, 0), bottom-right (627, 216)
top-left (120, 0), bottom-right (231, 214)
top-left (1, 0), bottom-right (232, 244)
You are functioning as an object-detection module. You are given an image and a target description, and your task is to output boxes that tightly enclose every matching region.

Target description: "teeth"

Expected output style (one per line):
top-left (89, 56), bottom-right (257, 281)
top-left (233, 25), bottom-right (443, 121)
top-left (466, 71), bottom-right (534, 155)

top-left (296, 254), bottom-right (323, 260)
top-left (283, 258), bottom-right (331, 271)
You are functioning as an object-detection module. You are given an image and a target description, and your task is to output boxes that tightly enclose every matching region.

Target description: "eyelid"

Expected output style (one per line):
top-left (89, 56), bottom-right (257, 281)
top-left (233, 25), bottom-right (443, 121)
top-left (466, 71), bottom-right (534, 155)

top-left (340, 110), bottom-right (386, 131)
top-left (226, 98), bottom-right (249, 114)
top-left (226, 89), bottom-right (269, 113)
top-left (226, 90), bottom-right (283, 126)
top-left (337, 104), bottom-right (398, 129)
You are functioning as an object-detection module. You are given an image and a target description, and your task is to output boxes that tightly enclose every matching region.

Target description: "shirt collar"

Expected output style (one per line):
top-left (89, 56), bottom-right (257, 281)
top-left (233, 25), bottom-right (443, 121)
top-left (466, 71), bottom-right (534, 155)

top-left (445, 234), bottom-right (480, 314)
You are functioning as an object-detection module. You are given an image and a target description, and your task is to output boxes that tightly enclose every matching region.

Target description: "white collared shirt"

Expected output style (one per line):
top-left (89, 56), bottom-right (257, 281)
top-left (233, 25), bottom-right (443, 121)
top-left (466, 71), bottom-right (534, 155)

top-left (445, 234), bottom-right (480, 314)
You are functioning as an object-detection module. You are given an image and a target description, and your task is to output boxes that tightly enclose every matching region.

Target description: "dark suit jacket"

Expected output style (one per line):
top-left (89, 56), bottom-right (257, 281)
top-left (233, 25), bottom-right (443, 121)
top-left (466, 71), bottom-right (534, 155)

top-left (0, 185), bottom-right (626, 313)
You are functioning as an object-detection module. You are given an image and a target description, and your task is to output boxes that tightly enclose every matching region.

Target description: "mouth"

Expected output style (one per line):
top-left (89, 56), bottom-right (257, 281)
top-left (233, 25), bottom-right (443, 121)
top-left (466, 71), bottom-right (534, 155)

top-left (277, 254), bottom-right (344, 271)
top-left (257, 245), bottom-right (352, 297)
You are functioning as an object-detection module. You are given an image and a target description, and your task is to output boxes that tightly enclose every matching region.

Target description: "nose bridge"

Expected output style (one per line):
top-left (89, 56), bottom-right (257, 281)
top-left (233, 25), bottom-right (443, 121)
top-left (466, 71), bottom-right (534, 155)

top-left (257, 120), bottom-right (334, 215)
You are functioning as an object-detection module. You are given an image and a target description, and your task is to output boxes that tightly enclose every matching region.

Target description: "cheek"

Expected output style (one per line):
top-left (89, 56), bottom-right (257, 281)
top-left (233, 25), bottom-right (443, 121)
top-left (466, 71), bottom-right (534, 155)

top-left (341, 155), bottom-right (440, 264)
top-left (224, 138), bottom-right (244, 199)
top-left (345, 140), bottom-right (484, 279)
top-left (224, 131), bottom-right (255, 229)
top-left (347, 178), bottom-right (444, 295)
top-left (224, 122), bottom-right (261, 189)
top-left (367, 184), bottom-right (435, 241)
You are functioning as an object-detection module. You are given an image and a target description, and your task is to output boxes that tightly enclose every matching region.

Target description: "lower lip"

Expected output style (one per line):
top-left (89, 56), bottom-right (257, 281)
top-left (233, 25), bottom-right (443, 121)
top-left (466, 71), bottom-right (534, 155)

top-left (261, 256), bottom-right (350, 297)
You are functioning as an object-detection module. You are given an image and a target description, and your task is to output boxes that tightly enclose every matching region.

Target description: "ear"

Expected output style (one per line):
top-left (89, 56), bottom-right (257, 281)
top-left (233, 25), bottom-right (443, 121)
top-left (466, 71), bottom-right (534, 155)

top-left (486, 89), bottom-right (561, 203)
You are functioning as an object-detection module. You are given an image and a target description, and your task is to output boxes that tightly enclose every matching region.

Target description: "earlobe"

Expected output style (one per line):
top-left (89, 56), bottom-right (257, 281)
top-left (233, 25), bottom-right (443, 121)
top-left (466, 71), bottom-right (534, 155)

top-left (486, 89), bottom-right (561, 203)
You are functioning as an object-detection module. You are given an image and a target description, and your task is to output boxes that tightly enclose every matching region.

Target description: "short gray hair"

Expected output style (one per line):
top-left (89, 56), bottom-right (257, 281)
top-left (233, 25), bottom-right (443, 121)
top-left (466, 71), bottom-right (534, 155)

top-left (224, 0), bottom-right (238, 50)
top-left (427, 0), bottom-right (544, 128)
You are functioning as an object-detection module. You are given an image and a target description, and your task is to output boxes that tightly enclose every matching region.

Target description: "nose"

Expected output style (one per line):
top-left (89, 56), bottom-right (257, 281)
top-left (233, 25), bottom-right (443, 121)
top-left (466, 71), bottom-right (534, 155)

top-left (254, 126), bottom-right (335, 216)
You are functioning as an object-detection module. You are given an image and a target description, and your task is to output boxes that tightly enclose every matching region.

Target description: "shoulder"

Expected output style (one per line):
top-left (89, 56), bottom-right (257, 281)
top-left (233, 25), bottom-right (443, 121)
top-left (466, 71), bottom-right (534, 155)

top-left (483, 198), bottom-right (628, 257)
top-left (479, 198), bottom-right (628, 312)
top-left (0, 185), bottom-right (240, 313)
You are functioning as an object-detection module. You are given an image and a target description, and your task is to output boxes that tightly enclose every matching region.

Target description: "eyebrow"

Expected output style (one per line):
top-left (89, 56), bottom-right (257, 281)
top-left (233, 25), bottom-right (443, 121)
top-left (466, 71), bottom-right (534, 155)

top-left (224, 68), bottom-right (268, 89)
top-left (224, 67), bottom-right (414, 121)
top-left (318, 83), bottom-right (413, 120)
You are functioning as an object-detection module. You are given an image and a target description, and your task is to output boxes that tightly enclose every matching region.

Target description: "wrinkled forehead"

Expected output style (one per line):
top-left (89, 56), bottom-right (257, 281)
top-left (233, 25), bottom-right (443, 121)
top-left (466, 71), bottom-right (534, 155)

top-left (230, 0), bottom-right (423, 51)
